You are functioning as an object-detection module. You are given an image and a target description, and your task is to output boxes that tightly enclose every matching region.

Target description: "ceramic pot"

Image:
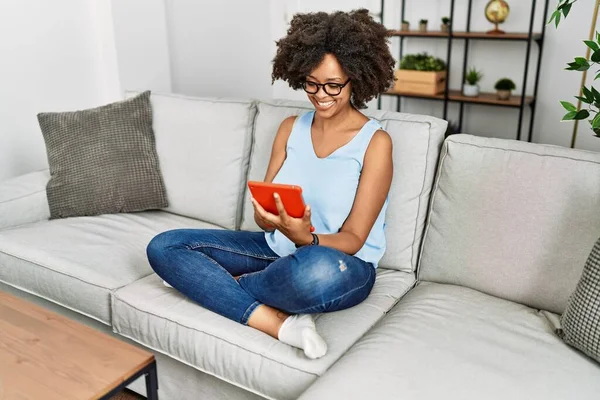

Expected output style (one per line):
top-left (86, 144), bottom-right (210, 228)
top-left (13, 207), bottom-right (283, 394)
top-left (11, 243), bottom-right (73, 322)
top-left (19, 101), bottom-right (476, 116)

top-left (463, 84), bottom-right (480, 97)
top-left (419, 23), bottom-right (428, 32)
top-left (496, 89), bottom-right (511, 100)
top-left (401, 22), bottom-right (410, 31)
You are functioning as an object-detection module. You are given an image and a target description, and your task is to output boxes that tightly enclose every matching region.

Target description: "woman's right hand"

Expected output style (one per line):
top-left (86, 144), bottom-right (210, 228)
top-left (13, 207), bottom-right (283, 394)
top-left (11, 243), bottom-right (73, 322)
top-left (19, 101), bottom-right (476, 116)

top-left (252, 198), bottom-right (275, 232)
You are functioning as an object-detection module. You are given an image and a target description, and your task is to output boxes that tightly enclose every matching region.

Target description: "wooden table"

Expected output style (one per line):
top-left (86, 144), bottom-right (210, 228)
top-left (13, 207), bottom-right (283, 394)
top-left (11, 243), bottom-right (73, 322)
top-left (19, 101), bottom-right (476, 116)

top-left (0, 291), bottom-right (158, 399)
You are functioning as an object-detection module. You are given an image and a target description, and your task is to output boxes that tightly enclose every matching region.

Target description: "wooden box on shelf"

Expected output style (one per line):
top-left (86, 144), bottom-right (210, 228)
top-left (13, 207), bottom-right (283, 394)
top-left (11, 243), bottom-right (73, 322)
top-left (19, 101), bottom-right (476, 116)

top-left (393, 69), bottom-right (447, 95)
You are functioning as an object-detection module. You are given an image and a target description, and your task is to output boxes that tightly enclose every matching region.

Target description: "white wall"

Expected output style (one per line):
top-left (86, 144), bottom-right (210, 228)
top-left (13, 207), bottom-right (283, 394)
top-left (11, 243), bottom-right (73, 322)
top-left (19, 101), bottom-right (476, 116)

top-left (111, 0), bottom-right (172, 94)
top-left (0, 0), bottom-right (116, 181)
top-left (165, 0), bottom-right (272, 99)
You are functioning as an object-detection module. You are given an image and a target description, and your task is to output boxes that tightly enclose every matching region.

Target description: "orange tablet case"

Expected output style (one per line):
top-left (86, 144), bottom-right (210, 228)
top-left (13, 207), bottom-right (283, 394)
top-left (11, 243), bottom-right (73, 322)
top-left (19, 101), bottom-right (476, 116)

top-left (247, 181), bottom-right (307, 218)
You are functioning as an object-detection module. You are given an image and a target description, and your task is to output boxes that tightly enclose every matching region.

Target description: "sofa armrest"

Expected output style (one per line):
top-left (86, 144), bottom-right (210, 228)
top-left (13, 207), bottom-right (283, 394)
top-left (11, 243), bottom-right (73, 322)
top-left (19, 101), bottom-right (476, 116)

top-left (0, 170), bottom-right (51, 231)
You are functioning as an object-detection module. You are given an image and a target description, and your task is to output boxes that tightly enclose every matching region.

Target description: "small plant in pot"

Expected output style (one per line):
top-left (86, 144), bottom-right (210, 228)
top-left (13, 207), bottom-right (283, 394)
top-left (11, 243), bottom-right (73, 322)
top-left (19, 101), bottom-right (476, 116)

top-left (463, 67), bottom-right (483, 97)
top-left (419, 19), bottom-right (428, 32)
top-left (441, 17), bottom-right (451, 32)
top-left (494, 78), bottom-right (516, 100)
top-left (401, 20), bottom-right (410, 31)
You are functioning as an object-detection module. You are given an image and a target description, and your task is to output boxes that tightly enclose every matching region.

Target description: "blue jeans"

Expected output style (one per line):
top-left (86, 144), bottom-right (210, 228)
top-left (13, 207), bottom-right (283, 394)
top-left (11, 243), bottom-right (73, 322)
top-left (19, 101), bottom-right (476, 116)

top-left (146, 229), bottom-right (376, 325)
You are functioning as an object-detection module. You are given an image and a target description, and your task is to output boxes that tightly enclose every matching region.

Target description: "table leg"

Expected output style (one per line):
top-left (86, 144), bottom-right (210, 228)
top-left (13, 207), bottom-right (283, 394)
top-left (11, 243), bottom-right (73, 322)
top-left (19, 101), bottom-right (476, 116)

top-left (145, 361), bottom-right (159, 400)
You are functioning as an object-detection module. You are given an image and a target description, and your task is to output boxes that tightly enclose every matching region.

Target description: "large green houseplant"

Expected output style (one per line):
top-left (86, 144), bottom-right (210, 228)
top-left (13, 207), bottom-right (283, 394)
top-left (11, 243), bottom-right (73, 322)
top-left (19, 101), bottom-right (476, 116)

top-left (550, 0), bottom-right (600, 140)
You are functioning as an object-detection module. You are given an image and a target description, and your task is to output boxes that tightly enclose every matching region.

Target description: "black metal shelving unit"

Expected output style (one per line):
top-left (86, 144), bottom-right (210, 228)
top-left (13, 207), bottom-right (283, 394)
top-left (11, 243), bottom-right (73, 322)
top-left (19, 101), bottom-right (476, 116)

top-left (377, 0), bottom-right (550, 142)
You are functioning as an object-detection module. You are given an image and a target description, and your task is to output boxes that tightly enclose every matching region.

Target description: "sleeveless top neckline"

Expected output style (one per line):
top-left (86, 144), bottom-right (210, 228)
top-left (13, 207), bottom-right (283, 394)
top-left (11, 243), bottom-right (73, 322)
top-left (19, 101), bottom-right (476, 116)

top-left (307, 111), bottom-right (375, 160)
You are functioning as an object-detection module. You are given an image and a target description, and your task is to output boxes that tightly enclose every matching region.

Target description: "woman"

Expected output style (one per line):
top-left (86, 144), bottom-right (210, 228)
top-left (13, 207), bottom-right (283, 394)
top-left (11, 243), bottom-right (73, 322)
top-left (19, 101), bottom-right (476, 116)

top-left (147, 9), bottom-right (395, 359)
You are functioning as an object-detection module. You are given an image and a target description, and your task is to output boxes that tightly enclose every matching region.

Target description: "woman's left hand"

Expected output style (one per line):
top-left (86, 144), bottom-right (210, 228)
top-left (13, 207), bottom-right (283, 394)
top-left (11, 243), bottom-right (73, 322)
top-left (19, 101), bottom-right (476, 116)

top-left (251, 193), bottom-right (314, 246)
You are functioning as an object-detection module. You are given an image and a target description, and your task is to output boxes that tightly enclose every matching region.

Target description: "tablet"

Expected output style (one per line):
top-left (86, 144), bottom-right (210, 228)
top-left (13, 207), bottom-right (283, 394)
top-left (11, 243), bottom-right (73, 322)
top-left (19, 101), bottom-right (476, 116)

top-left (247, 181), bottom-right (307, 218)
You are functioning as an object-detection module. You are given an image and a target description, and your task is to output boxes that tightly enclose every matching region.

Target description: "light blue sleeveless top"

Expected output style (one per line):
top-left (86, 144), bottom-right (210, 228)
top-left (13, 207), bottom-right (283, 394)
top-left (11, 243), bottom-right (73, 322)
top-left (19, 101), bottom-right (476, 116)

top-left (266, 111), bottom-right (388, 268)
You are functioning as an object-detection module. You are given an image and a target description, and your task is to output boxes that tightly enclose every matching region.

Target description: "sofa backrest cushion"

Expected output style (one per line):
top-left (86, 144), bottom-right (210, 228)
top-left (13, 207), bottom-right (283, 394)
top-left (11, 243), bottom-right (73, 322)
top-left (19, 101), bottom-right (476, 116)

top-left (419, 134), bottom-right (600, 314)
top-left (241, 99), bottom-right (447, 273)
top-left (126, 91), bottom-right (256, 230)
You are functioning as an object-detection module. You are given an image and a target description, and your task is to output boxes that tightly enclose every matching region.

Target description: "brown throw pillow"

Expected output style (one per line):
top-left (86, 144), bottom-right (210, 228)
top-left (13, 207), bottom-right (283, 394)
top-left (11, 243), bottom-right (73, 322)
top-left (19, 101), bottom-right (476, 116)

top-left (37, 91), bottom-right (168, 219)
top-left (558, 237), bottom-right (600, 363)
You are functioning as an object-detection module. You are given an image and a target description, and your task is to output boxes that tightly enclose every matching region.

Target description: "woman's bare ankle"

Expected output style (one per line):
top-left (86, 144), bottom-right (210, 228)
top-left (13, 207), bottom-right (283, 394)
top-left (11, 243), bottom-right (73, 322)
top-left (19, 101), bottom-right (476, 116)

top-left (247, 305), bottom-right (289, 338)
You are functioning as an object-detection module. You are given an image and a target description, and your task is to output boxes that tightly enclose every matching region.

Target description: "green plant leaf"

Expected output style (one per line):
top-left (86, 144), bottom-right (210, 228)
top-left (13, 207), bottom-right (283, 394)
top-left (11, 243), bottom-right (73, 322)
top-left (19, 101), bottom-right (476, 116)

top-left (575, 95), bottom-right (592, 104)
top-left (567, 58), bottom-right (590, 71)
top-left (547, 10), bottom-right (559, 25)
top-left (583, 86), bottom-right (595, 102)
top-left (592, 50), bottom-right (600, 63)
top-left (592, 86), bottom-right (600, 103)
top-left (560, 101), bottom-right (577, 111)
top-left (584, 40), bottom-right (600, 52)
top-left (555, 12), bottom-right (561, 28)
top-left (561, 3), bottom-right (572, 17)
top-left (574, 109), bottom-right (590, 120)
top-left (592, 112), bottom-right (600, 129)
top-left (562, 111), bottom-right (577, 120)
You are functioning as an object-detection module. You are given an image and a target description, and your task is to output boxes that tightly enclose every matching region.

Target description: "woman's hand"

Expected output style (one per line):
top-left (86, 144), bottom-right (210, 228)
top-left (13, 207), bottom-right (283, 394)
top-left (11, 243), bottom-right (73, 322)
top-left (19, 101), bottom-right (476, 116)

top-left (253, 202), bottom-right (275, 232)
top-left (251, 193), bottom-right (313, 246)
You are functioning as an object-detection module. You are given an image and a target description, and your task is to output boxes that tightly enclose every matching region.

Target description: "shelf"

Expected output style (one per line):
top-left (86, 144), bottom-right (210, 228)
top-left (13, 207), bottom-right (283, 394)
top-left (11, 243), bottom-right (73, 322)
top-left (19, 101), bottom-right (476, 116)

top-left (383, 89), bottom-right (534, 108)
top-left (390, 30), bottom-right (542, 41)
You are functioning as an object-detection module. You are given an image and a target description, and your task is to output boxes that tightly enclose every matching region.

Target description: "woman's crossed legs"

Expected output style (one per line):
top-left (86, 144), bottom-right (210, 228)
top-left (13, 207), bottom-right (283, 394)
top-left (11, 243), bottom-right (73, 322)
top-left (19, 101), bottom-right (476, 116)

top-left (146, 229), bottom-right (375, 358)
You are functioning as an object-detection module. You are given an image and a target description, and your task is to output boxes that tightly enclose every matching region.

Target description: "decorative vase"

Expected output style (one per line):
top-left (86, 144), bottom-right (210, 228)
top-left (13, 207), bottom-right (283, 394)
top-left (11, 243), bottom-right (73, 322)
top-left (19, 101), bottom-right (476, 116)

top-left (463, 84), bottom-right (480, 97)
top-left (496, 89), bottom-right (511, 100)
top-left (401, 22), bottom-right (410, 31)
top-left (419, 23), bottom-right (428, 32)
top-left (441, 24), bottom-right (450, 32)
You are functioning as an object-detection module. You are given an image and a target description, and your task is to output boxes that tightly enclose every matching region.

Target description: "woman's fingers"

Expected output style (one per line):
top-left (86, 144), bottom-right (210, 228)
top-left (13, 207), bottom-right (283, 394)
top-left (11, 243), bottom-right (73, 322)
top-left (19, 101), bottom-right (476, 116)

top-left (252, 198), bottom-right (279, 226)
top-left (303, 205), bottom-right (315, 232)
top-left (273, 193), bottom-right (289, 219)
top-left (303, 205), bottom-right (311, 220)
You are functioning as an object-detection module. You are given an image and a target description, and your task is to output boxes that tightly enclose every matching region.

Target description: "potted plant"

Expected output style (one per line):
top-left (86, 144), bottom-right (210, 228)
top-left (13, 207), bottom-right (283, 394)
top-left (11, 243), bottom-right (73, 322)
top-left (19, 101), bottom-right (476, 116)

top-left (463, 67), bottom-right (483, 97)
top-left (494, 78), bottom-right (516, 100)
top-left (550, 1), bottom-right (600, 141)
top-left (401, 20), bottom-right (410, 31)
top-left (419, 19), bottom-right (428, 32)
top-left (393, 53), bottom-right (447, 95)
top-left (441, 17), bottom-right (451, 32)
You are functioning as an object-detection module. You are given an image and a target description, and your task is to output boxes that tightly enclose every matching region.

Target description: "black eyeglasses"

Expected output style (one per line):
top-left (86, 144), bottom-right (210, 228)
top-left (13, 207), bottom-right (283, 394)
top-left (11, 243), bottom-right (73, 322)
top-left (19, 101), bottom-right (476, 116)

top-left (302, 78), bottom-right (351, 96)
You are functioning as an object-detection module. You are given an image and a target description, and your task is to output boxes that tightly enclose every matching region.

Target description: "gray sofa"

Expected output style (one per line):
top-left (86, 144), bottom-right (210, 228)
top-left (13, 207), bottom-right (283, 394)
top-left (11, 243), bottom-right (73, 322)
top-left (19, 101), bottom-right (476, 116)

top-left (0, 91), bottom-right (598, 400)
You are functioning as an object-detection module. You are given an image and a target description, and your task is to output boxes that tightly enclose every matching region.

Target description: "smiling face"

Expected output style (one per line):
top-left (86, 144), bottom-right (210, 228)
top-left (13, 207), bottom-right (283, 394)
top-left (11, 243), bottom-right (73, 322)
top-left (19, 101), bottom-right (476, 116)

top-left (304, 53), bottom-right (352, 118)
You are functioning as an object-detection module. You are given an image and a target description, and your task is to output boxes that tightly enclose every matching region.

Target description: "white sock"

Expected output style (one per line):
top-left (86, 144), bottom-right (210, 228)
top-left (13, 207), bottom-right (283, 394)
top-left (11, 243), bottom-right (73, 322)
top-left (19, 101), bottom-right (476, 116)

top-left (163, 280), bottom-right (173, 288)
top-left (278, 314), bottom-right (327, 359)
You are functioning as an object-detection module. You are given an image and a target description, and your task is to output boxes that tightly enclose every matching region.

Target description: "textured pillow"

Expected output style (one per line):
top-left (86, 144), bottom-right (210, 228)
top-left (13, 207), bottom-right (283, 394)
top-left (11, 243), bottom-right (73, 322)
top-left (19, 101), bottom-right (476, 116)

top-left (558, 237), bottom-right (600, 363)
top-left (37, 91), bottom-right (168, 219)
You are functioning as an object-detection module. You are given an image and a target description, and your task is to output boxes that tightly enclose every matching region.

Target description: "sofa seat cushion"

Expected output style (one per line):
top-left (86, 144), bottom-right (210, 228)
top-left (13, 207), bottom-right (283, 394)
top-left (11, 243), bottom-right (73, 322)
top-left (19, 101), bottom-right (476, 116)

top-left (298, 282), bottom-right (600, 400)
top-left (111, 269), bottom-right (415, 400)
top-left (0, 211), bottom-right (219, 325)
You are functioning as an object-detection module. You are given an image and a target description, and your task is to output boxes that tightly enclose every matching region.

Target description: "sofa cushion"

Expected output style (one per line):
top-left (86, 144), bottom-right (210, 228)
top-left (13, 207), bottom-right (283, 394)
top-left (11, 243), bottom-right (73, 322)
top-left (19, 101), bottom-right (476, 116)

top-left (111, 269), bottom-right (415, 400)
top-left (126, 91), bottom-right (257, 230)
top-left (559, 236), bottom-right (600, 363)
top-left (37, 91), bottom-right (168, 219)
top-left (0, 169), bottom-right (50, 231)
top-left (241, 100), bottom-right (446, 272)
top-left (419, 134), bottom-right (600, 314)
top-left (0, 211), bottom-right (219, 324)
top-left (298, 282), bottom-right (600, 400)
